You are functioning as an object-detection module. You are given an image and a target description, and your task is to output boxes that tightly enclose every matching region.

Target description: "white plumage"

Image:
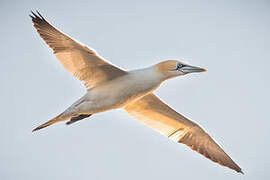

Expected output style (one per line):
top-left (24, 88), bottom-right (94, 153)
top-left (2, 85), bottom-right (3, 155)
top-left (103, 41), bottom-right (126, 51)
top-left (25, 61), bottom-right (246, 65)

top-left (30, 11), bottom-right (242, 174)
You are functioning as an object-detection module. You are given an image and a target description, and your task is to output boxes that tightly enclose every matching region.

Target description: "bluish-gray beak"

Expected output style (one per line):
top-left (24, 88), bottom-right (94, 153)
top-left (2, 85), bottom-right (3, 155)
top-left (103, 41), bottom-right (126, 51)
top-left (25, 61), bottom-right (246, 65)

top-left (180, 65), bottom-right (207, 74)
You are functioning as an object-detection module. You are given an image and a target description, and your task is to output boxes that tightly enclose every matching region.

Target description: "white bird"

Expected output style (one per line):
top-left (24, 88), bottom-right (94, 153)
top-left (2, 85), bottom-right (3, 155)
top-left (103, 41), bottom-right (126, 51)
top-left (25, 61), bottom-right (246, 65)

top-left (30, 11), bottom-right (243, 174)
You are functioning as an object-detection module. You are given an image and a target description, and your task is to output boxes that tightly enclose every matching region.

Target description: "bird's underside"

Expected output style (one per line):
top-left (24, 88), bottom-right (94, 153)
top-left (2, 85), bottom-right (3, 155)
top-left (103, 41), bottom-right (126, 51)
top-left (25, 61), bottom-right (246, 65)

top-left (30, 11), bottom-right (243, 174)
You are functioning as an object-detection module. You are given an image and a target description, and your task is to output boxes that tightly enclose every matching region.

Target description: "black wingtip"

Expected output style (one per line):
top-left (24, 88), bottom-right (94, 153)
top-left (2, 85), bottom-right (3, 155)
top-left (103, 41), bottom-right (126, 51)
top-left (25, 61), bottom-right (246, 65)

top-left (36, 10), bottom-right (45, 20)
top-left (29, 10), bottom-right (35, 19)
top-left (239, 169), bottom-right (244, 174)
top-left (32, 127), bottom-right (40, 132)
top-left (30, 10), bottom-right (36, 17)
top-left (29, 10), bottom-right (44, 20)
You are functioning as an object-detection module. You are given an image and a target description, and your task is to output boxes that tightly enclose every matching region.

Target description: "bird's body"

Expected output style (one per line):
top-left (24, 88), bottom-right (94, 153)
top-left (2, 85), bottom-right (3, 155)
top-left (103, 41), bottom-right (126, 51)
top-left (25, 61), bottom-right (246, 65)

top-left (30, 11), bottom-right (243, 174)
top-left (87, 67), bottom-right (163, 110)
top-left (62, 67), bottom-right (163, 119)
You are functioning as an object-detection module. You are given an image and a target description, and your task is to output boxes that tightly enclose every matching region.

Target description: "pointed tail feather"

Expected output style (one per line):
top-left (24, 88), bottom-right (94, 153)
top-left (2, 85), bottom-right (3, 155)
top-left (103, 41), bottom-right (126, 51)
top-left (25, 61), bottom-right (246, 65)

top-left (32, 115), bottom-right (64, 132)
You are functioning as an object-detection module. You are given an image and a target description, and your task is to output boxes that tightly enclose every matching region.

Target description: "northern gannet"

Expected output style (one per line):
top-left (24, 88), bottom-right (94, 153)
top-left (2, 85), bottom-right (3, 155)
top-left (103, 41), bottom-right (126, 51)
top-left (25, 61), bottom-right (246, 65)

top-left (30, 11), bottom-right (243, 174)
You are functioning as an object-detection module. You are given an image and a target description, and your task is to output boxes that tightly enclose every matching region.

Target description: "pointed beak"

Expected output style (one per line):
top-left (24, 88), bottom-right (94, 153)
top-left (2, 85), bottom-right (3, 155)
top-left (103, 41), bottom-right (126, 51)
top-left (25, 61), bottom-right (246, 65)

top-left (180, 65), bottom-right (207, 74)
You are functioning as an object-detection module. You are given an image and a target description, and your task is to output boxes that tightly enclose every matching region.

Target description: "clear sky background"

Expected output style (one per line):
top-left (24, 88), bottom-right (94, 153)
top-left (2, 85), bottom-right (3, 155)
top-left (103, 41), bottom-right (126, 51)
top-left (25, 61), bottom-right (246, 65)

top-left (1, 0), bottom-right (269, 179)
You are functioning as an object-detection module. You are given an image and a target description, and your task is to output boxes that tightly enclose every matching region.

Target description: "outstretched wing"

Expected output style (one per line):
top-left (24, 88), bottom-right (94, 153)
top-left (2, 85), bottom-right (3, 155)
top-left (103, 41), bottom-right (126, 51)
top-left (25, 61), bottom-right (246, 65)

top-left (30, 11), bottom-right (126, 89)
top-left (125, 93), bottom-right (243, 173)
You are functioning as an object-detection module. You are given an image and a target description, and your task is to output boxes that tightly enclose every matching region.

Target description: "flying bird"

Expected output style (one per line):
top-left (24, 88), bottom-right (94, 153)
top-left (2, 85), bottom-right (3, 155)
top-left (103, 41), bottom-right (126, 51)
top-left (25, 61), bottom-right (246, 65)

top-left (30, 11), bottom-right (243, 174)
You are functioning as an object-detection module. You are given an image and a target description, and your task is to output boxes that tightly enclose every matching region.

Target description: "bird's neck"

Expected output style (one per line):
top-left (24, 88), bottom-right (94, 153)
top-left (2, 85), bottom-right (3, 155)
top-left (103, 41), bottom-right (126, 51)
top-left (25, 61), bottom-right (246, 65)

top-left (130, 66), bottom-right (165, 84)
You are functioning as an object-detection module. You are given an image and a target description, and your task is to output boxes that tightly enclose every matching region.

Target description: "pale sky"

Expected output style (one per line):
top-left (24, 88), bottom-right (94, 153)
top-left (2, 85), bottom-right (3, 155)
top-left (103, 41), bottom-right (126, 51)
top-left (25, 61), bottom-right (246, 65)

top-left (1, 0), bottom-right (270, 179)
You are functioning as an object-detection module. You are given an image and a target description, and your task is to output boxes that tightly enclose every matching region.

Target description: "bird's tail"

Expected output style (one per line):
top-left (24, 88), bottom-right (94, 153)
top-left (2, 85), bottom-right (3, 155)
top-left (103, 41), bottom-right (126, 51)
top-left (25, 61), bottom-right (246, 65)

top-left (32, 114), bottom-right (65, 132)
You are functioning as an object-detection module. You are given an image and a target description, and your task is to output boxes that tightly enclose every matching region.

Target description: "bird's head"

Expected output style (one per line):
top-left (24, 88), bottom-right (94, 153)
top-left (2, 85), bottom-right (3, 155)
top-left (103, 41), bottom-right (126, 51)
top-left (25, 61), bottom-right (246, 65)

top-left (155, 60), bottom-right (207, 79)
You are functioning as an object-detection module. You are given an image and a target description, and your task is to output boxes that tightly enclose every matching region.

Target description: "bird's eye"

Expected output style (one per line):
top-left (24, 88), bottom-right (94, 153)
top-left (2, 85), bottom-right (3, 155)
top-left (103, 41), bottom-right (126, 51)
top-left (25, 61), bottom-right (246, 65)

top-left (177, 63), bottom-right (183, 69)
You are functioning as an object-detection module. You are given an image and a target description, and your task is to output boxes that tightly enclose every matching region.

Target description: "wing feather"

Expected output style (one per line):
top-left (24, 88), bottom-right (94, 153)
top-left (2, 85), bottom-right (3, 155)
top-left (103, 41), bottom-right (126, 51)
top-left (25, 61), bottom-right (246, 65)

top-left (30, 11), bottom-right (126, 89)
top-left (125, 93), bottom-right (243, 173)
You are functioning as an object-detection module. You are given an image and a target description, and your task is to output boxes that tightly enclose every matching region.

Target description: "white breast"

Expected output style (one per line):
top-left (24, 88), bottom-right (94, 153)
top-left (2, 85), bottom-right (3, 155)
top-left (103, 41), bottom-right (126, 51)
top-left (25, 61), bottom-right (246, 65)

top-left (86, 67), bottom-right (163, 111)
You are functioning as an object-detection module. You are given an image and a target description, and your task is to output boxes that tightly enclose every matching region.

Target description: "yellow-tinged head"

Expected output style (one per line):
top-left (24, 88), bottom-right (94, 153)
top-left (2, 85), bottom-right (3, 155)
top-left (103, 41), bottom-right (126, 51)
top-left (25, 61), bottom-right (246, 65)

top-left (155, 60), bottom-right (207, 79)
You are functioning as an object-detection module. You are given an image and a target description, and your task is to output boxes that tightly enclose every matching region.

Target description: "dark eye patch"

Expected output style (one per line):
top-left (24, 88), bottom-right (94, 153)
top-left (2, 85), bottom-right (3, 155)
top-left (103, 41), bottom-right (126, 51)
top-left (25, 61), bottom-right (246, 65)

top-left (177, 63), bottom-right (186, 69)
